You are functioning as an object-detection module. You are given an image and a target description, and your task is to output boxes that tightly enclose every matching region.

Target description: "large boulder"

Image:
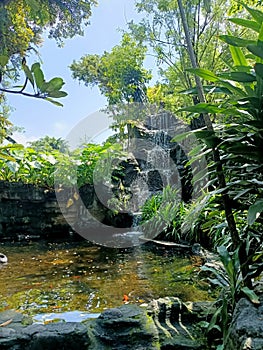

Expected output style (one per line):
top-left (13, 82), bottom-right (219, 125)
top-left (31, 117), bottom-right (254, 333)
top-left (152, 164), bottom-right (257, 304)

top-left (89, 304), bottom-right (159, 350)
top-left (225, 295), bottom-right (263, 350)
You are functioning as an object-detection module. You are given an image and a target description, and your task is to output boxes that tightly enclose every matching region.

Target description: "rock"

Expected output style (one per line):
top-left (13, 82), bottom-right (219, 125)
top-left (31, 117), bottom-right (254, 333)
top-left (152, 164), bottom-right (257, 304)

top-left (90, 304), bottom-right (159, 350)
top-left (225, 295), bottom-right (263, 350)
top-left (0, 299), bottom-right (216, 350)
top-left (147, 297), bottom-right (208, 349)
top-left (25, 323), bottom-right (90, 350)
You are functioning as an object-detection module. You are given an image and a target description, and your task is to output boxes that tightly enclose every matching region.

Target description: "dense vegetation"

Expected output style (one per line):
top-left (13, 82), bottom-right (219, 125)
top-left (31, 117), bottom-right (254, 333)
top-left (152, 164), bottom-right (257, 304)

top-left (1, 0), bottom-right (263, 348)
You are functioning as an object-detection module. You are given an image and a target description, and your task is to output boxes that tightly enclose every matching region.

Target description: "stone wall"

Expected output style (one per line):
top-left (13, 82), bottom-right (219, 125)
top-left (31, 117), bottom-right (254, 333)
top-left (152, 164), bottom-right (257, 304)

top-left (0, 181), bottom-right (75, 240)
top-left (0, 180), bottom-right (133, 241)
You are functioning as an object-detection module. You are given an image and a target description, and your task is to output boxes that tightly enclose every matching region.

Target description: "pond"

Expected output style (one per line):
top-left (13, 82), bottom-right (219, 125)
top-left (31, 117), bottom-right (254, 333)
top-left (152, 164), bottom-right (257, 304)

top-left (0, 238), bottom-right (215, 318)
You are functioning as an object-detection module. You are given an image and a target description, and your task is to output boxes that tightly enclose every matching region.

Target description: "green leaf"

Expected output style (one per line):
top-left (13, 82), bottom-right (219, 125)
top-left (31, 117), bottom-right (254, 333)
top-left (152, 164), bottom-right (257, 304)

top-left (186, 68), bottom-right (219, 82)
top-left (219, 81), bottom-right (247, 97)
top-left (229, 46), bottom-right (248, 67)
top-left (242, 3), bottom-right (263, 24)
top-left (228, 18), bottom-right (260, 32)
top-left (47, 90), bottom-right (67, 98)
top-left (25, 0), bottom-right (40, 11)
top-left (179, 86), bottom-right (232, 95)
top-left (178, 103), bottom-right (222, 114)
top-left (254, 63), bottom-right (263, 79)
top-left (31, 63), bottom-right (44, 89)
top-left (247, 44), bottom-right (263, 60)
top-left (171, 131), bottom-right (193, 143)
top-left (0, 55), bottom-right (9, 67)
top-left (45, 77), bottom-right (64, 92)
top-left (241, 287), bottom-right (260, 304)
top-left (233, 188), bottom-right (251, 200)
top-left (45, 98), bottom-right (64, 107)
top-left (247, 199), bottom-right (263, 225)
top-left (219, 72), bottom-right (256, 83)
top-left (23, 64), bottom-right (35, 89)
top-left (194, 130), bottom-right (221, 148)
top-left (258, 23), bottom-right (263, 48)
top-left (178, 103), bottom-right (237, 115)
top-left (217, 246), bottom-right (236, 282)
top-left (219, 35), bottom-right (255, 47)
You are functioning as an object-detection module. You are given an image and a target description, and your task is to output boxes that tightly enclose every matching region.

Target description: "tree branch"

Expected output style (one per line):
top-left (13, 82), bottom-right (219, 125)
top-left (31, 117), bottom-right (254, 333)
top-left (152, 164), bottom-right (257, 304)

top-left (0, 87), bottom-right (42, 99)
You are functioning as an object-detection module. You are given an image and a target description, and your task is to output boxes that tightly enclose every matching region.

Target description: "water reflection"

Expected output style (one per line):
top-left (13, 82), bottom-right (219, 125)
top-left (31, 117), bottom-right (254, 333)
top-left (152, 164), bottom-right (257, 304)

top-left (0, 239), bottom-right (214, 315)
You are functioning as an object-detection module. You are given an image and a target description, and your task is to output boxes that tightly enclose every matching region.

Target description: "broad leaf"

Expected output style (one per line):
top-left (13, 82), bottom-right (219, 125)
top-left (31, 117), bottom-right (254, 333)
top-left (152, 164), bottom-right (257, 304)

top-left (45, 98), bottom-right (64, 107)
top-left (219, 81), bottom-right (247, 97)
top-left (217, 246), bottom-right (236, 284)
top-left (219, 35), bottom-right (255, 47)
top-left (7, 161), bottom-right (20, 173)
top-left (254, 63), bottom-right (263, 79)
top-left (228, 18), bottom-right (260, 32)
top-left (47, 90), bottom-right (67, 98)
top-left (45, 77), bottom-right (64, 92)
top-left (178, 103), bottom-right (225, 114)
top-left (186, 68), bottom-right (219, 82)
top-left (242, 3), bottom-right (263, 24)
top-left (23, 64), bottom-right (35, 89)
top-left (241, 287), bottom-right (260, 304)
top-left (247, 199), bottom-right (263, 225)
top-left (31, 63), bottom-right (44, 89)
top-left (179, 86), bottom-right (232, 95)
top-left (258, 23), bottom-right (263, 48)
top-left (219, 72), bottom-right (256, 83)
top-left (247, 44), bottom-right (263, 60)
top-left (229, 46), bottom-right (248, 67)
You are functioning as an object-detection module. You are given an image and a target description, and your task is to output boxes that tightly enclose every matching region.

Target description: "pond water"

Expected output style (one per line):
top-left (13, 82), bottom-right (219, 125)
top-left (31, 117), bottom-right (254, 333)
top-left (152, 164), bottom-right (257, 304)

top-left (0, 238), bottom-right (215, 317)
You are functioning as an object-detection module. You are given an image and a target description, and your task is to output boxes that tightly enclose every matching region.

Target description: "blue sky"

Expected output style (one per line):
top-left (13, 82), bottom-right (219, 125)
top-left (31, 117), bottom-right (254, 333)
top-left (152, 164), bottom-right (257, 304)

top-left (8, 0), bottom-right (155, 145)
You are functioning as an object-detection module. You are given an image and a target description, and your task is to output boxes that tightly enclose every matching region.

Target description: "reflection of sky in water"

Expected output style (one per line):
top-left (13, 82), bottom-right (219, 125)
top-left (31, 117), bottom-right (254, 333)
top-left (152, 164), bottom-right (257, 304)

top-left (34, 310), bottom-right (101, 323)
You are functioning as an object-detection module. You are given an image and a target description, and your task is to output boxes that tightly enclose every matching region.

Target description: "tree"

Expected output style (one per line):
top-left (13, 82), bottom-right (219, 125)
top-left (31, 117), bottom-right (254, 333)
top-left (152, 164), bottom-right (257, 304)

top-left (179, 2), bottom-right (263, 287)
top-left (0, 0), bottom-right (97, 58)
top-left (128, 0), bottom-right (229, 114)
top-left (70, 34), bottom-right (152, 104)
top-left (29, 136), bottom-right (69, 153)
top-left (0, 0), bottom-right (97, 105)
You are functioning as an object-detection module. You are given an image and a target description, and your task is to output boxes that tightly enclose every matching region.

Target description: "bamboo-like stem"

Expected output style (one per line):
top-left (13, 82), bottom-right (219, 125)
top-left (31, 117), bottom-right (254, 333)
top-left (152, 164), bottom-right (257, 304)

top-left (177, 0), bottom-right (241, 251)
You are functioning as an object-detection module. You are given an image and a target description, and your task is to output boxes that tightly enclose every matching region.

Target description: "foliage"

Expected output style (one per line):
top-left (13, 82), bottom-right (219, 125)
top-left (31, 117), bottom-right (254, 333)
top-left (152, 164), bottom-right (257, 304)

top-left (0, 60), bottom-right (67, 105)
top-left (202, 246), bottom-right (259, 348)
top-left (0, 0), bottom-right (97, 106)
top-left (0, 140), bottom-right (126, 189)
top-left (128, 0), bottom-right (230, 117)
top-left (179, 2), bottom-right (263, 291)
top-left (140, 186), bottom-right (190, 242)
top-left (0, 0), bottom-right (97, 59)
top-left (77, 142), bottom-right (126, 187)
top-left (29, 136), bottom-right (69, 153)
top-left (70, 34), bottom-right (152, 104)
top-left (141, 193), bottom-right (163, 222)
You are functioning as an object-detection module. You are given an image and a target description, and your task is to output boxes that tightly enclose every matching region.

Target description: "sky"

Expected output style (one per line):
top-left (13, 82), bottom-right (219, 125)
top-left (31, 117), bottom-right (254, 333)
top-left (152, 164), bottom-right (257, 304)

top-left (7, 0), bottom-right (155, 145)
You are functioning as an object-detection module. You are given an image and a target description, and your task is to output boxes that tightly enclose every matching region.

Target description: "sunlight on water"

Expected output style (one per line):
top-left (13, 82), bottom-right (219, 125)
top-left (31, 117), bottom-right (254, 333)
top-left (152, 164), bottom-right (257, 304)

top-left (0, 239), bottom-right (215, 316)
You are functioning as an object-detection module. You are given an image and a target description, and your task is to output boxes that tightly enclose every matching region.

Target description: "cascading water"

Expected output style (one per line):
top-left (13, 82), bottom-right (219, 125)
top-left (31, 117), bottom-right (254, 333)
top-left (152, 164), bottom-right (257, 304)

top-left (100, 111), bottom-right (194, 247)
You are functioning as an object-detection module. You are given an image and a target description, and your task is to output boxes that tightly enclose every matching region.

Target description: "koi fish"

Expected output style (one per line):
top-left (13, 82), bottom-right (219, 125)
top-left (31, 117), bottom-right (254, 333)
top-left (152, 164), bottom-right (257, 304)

top-left (122, 294), bottom-right (129, 302)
